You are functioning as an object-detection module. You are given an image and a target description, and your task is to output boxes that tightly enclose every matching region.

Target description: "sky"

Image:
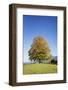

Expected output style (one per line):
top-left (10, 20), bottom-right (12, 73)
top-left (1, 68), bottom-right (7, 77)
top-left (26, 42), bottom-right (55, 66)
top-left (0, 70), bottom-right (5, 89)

top-left (23, 15), bottom-right (57, 63)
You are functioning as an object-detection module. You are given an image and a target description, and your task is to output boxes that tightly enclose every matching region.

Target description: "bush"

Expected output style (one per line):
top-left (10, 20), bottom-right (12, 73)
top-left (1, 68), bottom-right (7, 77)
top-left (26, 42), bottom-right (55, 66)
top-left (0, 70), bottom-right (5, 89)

top-left (51, 59), bottom-right (57, 64)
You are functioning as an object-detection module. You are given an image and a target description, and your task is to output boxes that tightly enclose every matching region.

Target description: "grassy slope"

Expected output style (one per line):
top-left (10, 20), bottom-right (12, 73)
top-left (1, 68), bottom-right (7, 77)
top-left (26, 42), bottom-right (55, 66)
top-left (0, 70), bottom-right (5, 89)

top-left (23, 63), bottom-right (57, 75)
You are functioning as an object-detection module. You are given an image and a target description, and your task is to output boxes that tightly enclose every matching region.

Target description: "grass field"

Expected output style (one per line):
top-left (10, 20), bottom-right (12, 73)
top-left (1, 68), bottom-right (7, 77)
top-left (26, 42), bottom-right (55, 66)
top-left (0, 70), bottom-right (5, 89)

top-left (23, 63), bottom-right (57, 75)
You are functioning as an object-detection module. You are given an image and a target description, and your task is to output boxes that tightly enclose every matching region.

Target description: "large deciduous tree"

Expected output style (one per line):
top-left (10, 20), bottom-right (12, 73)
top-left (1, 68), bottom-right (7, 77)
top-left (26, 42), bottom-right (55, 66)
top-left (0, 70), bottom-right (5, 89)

top-left (28, 36), bottom-right (52, 63)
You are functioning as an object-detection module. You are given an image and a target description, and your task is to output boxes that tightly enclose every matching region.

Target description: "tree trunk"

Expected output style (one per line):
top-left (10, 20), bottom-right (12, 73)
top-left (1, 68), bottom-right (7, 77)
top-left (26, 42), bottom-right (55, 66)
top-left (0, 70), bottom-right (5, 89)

top-left (39, 60), bottom-right (41, 63)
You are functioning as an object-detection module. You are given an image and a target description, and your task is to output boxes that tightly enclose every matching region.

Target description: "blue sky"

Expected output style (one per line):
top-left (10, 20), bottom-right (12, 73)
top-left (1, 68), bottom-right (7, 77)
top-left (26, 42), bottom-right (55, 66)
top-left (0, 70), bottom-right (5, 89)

top-left (23, 15), bottom-right (57, 63)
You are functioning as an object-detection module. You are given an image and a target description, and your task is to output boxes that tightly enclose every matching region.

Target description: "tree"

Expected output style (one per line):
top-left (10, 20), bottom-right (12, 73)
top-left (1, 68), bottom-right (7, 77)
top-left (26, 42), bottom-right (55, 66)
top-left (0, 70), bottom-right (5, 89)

top-left (28, 36), bottom-right (52, 63)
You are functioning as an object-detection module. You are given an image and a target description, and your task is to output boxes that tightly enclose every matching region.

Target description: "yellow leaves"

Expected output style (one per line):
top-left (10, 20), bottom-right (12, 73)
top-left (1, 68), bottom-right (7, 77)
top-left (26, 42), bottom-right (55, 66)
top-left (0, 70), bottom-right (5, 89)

top-left (28, 36), bottom-right (52, 62)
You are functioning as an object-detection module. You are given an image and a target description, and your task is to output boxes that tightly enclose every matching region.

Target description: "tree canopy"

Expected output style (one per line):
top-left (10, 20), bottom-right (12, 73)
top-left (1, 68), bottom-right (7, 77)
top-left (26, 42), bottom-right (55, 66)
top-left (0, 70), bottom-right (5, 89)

top-left (28, 36), bottom-right (52, 63)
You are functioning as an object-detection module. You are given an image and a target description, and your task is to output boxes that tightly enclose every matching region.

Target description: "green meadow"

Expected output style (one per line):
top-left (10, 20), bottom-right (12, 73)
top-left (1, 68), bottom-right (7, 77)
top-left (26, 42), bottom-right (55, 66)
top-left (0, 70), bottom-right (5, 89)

top-left (23, 63), bottom-right (57, 75)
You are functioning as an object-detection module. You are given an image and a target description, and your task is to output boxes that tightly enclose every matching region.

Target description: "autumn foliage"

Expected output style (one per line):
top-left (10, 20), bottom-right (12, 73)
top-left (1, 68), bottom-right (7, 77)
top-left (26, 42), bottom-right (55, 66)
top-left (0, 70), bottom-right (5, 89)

top-left (28, 36), bottom-right (52, 63)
